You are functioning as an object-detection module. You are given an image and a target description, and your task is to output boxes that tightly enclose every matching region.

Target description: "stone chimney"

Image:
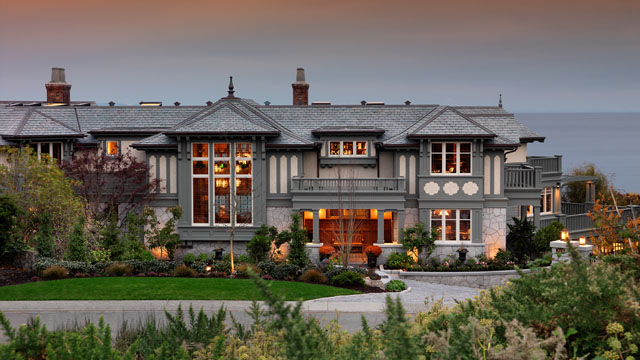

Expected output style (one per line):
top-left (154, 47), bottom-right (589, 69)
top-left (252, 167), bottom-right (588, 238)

top-left (45, 68), bottom-right (71, 104)
top-left (292, 68), bottom-right (309, 106)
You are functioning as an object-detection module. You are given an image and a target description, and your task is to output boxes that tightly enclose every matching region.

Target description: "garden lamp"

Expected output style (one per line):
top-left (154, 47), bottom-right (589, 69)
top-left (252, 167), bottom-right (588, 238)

top-left (561, 230), bottom-right (569, 241)
top-left (578, 236), bottom-right (587, 246)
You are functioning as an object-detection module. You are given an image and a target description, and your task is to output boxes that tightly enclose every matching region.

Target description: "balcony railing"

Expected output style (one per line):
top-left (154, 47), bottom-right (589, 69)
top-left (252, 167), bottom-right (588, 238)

top-left (504, 167), bottom-right (542, 190)
top-left (527, 156), bottom-right (562, 174)
top-left (561, 202), bottom-right (592, 215)
top-left (540, 205), bottom-right (640, 232)
top-left (291, 177), bottom-right (406, 192)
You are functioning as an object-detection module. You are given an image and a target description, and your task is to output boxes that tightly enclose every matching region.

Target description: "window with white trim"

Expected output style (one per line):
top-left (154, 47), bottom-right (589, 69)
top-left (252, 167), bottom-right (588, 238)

top-left (431, 209), bottom-right (471, 241)
top-left (541, 187), bottom-right (553, 214)
top-left (192, 143), bottom-right (209, 225)
top-left (328, 141), bottom-right (368, 157)
top-left (213, 143), bottom-right (231, 225)
top-left (430, 142), bottom-right (471, 175)
top-left (106, 141), bottom-right (119, 156)
top-left (36, 142), bottom-right (63, 162)
top-left (234, 143), bottom-right (252, 225)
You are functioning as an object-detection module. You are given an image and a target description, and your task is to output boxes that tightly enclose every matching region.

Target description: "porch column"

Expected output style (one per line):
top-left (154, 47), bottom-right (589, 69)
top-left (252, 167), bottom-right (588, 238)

top-left (520, 206), bottom-right (528, 221)
top-left (397, 210), bottom-right (405, 243)
top-left (553, 184), bottom-right (562, 214)
top-left (377, 209), bottom-right (385, 244)
top-left (585, 181), bottom-right (595, 203)
top-left (533, 205), bottom-right (541, 229)
top-left (312, 210), bottom-right (320, 243)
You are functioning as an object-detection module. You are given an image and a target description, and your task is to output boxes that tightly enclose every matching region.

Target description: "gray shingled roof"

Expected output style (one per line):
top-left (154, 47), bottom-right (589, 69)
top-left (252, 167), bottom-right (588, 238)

top-left (132, 133), bottom-right (177, 148)
top-left (14, 110), bottom-right (83, 138)
top-left (167, 102), bottom-right (279, 135)
top-left (471, 115), bottom-right (543, 145)
top-left (76, 107), bottom-right (205, 132)
top-left (0, 108), bottom-right (29, 136)
top-left (408, 107), bottom-right (495, 138)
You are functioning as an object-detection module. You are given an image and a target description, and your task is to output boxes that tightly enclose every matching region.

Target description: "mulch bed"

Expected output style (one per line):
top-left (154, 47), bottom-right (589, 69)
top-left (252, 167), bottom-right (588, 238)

top-left (0, 266), bottom-right (33, 287)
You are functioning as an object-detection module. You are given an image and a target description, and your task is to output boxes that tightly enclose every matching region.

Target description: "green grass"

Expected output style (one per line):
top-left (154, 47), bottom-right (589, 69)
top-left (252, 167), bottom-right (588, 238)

top-left (0, 277), bottom-right (359, 301)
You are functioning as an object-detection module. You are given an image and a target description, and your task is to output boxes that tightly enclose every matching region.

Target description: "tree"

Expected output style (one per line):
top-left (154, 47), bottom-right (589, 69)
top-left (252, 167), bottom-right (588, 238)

top-left (147, 206), bottom-right (182, 260)
top-left (564, 163), bottom-right (611, 203)
top-left (65, 217), bottom-right (89, 261)
top-left (331, 167), bottom-right (365, 267)
top-left (278, 213), bottom-right (310, 267)
top-left (506, 217), bottom-right (536, 262)
top-left (33, 213), bottom-right (55, 258)
top-left (0, 147), bottom-right (85, 258)
top-left (588, 195), bottom-right (639, 254)
top-left (247, 225), bottom-right (278, 263)
top-left (61, 150), bottom-right (161, 228)
top-left (401, 223), bottom-right (438, 264)
top-left (0, 195), bottom-right (23, 262)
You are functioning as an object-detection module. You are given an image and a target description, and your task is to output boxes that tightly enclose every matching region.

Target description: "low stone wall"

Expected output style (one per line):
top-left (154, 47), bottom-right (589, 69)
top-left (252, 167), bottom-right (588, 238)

top-left (390, 268), bottom-right (532, 289)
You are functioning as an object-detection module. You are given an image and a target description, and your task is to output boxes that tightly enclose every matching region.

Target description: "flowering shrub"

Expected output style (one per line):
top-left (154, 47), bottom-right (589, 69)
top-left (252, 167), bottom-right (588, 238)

top-left (364, 245), bottom-right (382, 257)
top-left (319, 245), bottom-right (335, 257)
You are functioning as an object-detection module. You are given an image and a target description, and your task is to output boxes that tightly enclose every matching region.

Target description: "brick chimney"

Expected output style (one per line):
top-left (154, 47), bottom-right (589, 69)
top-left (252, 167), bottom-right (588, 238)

top-left (292, 68), bottom-right (309, 106)
top-left (45, 68), bottom-right (71, 104)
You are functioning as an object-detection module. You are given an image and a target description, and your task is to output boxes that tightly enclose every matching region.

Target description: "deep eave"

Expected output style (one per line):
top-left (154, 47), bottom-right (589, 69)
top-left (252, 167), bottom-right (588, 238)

top-left (407, 133), bottom-right (496, 139)
top-left (164, 130), bottom-right (280, 136)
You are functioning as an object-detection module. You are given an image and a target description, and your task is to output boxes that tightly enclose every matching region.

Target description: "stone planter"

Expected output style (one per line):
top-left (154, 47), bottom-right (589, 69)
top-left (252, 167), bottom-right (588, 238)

top-left (457, 251), bottom-right (467, 262)
top-left (214, 248), bottom-right (224, 261)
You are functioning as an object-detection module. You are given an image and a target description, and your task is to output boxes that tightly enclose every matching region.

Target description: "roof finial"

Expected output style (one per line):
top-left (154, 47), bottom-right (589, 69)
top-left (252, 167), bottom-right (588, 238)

top-left (498, 93), bottom-right (503, 108)
top-left (227, 76), bottom-right (236, 98)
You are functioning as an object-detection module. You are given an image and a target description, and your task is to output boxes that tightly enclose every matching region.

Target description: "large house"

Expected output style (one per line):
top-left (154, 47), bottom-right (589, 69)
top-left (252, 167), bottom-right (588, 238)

top-left (0, 68), bottom-right (597, 262)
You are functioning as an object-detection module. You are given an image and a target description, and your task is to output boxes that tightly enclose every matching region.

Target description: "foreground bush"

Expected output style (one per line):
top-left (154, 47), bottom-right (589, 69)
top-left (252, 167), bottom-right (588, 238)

top-left (330, 271), bottom-right (364, 287)
top-left (385, 252), bottom-right (414, 270)
top-left (299, 269), bottom-right (328, 284)
top-left (172, 265), bottom-right (197, 277)
top-left (385, 280), bottom-right (406, 292)
top-left (41, 266), bottom-right (68, 280)
top-left (106, 263), bottom-right (133, 277)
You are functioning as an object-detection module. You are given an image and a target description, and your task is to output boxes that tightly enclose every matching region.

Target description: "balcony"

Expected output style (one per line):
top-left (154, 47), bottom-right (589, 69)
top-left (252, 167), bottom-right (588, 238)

top-left (504, 166), bottom-right (542, 190)
top-left (291, 177), bottom-right (406, 193)
top-left (527, 155), bottom-right (562, 174)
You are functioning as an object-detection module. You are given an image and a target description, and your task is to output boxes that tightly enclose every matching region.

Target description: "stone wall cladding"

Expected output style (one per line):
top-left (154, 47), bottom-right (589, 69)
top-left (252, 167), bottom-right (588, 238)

top-left (483, 207), bottom-right (506, 258)
top-left (432, 244), bottom-right (484, 260)
top-left (267, 207), bottom-right (293, 231)
top-left (395, 268), bottom-right (532, 289)
top-left (404, 208), bottom-right (419, 229)
top-left (177, 241), bottom-right (248, 259)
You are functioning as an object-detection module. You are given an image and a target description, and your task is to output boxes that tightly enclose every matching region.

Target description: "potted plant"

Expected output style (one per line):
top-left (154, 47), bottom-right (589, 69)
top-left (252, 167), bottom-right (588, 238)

top-left (319, 244), bottom-right (335, 261)
top-left (364, 245), bottom-right (382, 268)
top-left (456, 247), bottom-right (469, 262)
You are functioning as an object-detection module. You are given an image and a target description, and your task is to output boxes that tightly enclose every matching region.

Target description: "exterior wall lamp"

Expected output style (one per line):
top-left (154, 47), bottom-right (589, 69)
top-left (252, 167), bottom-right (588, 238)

top-left (561, 230), bottom-right (569, 241)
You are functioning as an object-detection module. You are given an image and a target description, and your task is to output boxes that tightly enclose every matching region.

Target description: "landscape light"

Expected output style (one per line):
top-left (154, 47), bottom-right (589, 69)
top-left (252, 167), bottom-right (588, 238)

top-left (561, 230), bottom-right (569, 241)
top-left (579, 237), bottom-right (587, 246)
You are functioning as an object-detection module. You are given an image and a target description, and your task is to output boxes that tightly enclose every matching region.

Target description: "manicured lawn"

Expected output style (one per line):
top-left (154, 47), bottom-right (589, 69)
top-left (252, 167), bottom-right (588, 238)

top-left (0, 277), bottom-right (359, 301)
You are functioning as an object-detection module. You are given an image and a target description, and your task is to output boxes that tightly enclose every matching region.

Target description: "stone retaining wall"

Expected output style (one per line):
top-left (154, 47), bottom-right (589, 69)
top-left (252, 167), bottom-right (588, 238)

top-left (390, 268), bottom-right (532, 289)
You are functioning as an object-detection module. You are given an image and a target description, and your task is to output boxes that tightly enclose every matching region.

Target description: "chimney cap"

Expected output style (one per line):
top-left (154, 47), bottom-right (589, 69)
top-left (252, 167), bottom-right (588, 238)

top-left (206, 101), bottom-right (213, 106)
top-left (49, 67), bottom-right (67, 84)
top-left (294, 68), bottom-right (308, 84)
top-left (405, 100), bottom-right (412, 105)
top-left (174, 101), bottom-right (181, 106)
top-left (360, 100), bottom-right (367, 105)
top-left (264, 101), bottom-right (271, 106)
top-left (108, 101), bottom-right (116, 106)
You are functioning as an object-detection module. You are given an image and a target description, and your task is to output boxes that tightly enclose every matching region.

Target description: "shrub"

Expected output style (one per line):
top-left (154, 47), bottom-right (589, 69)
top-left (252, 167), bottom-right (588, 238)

top-left (364, 245), bottom-right (382, 257)
top-left (247, 224), bottom-right (278, 263)
top-left (235, 263), bottom-right (260, 278)
top-left (139, 251), bottom-right (155, 262)
top-left (190, 261), bottom-right (207, 274)
top-left (385, 280), bottom-right (407, 292)
top-left (211, 260), bottom-right (231, 274)
top-left (494, 248), bottom-right (511, 264)
top-left (0, 195), bottom-right (22, 261)
top-left (64, 217), bottom-right (89, 262)
top-left (90, 248), bottom-right (111, 264)
top-left (506, 217), bottom-right (536, 262)
top-left (105, 263), bottom-right (133, 277)
top-left (279, 214), bottom-right (309, 267)
top-left (325, 266), bottom-right (368, 280)
top-left (183, 253), bottom-right (195, 264)
top-left (330, 271), bottom-right (365, 287)
top-left (299, 269), bottom-right (328, 284)
top-left (172, 265), bottom-right (197, 277)
top-left (33, 213), bottom-right (55, 259)
top-left (385, 252), bottom-right (414, 270)
top-left (402, 223), bottom-right (438, 264)
top-left (41, 266), bottom-right (68, 280)
top-left (534, 220), bottom-right (563, 256)
top-left (196, 253), bottom-right (209, 263)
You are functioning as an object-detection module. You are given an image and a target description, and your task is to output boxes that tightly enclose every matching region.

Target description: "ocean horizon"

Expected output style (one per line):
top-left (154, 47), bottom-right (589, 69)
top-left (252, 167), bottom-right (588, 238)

top-left (517, 112), bottom-right (640, 194)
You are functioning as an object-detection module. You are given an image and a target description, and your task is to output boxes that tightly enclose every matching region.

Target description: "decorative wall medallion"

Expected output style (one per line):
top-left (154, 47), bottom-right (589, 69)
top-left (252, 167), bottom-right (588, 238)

top-left (423, 181), bottom-right (440, 196)
top-left (443, 181), bottom-right (460, 196)
top-left (462, 181), bottom-right (479, 196)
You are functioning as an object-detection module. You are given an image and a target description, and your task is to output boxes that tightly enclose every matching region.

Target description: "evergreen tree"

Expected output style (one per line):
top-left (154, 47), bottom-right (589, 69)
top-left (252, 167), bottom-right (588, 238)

top-left (65, 217), bottom-right (88, 262)
top-left (279, 213), bottom-right (310, 267)
top-left (33, 213), bottom-right (55, 258)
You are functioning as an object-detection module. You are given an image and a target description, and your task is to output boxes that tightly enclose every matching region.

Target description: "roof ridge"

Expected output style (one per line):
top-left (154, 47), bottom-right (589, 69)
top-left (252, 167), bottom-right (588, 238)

top-left (224, 102), bottom-right (280, 133)
top-left (448, 107), bottom-right (496, 136)
top-left (238, 99), bottom-right (312, 144)
top-left (381, 106), bottom-right (443, 145)
top-left (31, 109), bottom-right (83, 134)
top-left (14, 108), bottom-right (33, 136)
top-left (409, 106), bottom-right (451, 136)
top-left (74, 108), bottom-right (82, 132)
top-left (166, 100), bottom-right (226, 131)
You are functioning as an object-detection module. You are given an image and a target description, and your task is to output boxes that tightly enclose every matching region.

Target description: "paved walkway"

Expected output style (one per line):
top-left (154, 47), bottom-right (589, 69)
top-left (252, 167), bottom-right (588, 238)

top-left (0, 281), bottom-right (481, 337)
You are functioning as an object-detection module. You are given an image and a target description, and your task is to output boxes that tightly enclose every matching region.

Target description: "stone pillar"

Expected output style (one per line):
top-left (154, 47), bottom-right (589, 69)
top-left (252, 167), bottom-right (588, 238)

top-left (312, 210), bottom-right (319, 243)
top-left (377, 210), bottom-right (385, 244)
top-left (397, 210), bottom-right (405, 243)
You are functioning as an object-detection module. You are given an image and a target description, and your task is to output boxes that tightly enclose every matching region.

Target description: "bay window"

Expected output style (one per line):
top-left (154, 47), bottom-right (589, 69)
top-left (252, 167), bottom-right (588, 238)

top-left (192, 142), bottom-right (253, 226)
top-left (328, 141), bottom-right (368, 157)
top-left (192, 143), bottom-right (209, 224)
top-left (431, 209), bottom-right (471, 241)
top-left (431, 142), bottom-right (471, 175)
top-left (36, 142), bottom-right (62, 162)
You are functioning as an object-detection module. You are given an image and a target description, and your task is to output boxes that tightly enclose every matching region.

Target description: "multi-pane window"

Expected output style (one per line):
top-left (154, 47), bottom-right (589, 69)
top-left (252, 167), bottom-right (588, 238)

top-left (541, 187), bottom-right (553, 214)
top-left (36, 142), bottom-right (62, 162)
top-left (431, 209), bottom-right (471, 241)
top-left (431, 142), bottom-right (471, 175)
top-left (192, 144), bottom-right (209, 224)
top-left (328, 141), bottom-right (368, 157)
top-left (193, 142), bottom-right (253, 226)
top-left (106, 141), bottom-right (118, 156)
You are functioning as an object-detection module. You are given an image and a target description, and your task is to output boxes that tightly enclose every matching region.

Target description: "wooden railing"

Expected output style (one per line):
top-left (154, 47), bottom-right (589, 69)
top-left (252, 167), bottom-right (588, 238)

top-left (504, 167), bottom-right (542, 190)
top-left (291, 177), bottom-right (406, 192)
top-left (527, 156), bottom-right (562, 174)
top-left (540, 205), bottom-right (640, 232)
top-left (561, 202), bottom-right (591, 215)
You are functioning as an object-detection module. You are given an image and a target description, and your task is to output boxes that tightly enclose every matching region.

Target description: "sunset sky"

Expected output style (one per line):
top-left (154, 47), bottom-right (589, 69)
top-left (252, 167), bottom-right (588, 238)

top-left (1, 0), bottom-right (638, 111)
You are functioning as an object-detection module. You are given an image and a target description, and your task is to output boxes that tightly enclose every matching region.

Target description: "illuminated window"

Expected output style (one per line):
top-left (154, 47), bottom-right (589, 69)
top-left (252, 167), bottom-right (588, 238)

top-left (36, 142), bottom-right (63, 162)
top-left (235, 143), bottom-right (252, 224)
top-left (192, 143), bottom-right (209, 224)
top-left (328, 141), bottom-right (368, 157)
top-left (541, 187), bottom-right (553, 213)
top-left (431, 209), bottom-right (471, 241)
top-left (431, 142), bottom-right (471, 175)
top-left (106, 141), bottom-right (118, 156)
top-left (214, 143), bottom-right (231, 224)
